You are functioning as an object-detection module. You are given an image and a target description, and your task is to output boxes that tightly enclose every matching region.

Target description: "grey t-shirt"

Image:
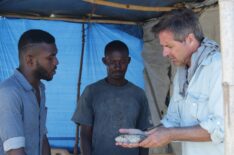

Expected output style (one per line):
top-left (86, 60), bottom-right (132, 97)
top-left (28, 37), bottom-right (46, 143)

top-left (72, 79), bottom-right (151, 155)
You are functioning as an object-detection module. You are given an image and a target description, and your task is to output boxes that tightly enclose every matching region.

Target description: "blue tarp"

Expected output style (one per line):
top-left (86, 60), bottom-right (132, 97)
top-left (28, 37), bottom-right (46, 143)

top-left (0, 17), bottom-right (144, 151)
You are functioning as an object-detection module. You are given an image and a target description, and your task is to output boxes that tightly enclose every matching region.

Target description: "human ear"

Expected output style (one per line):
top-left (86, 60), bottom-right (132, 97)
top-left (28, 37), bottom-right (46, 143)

top-left (186, 33), bottom-right (196, 45)
top-left (128, 57), bottom-right (131, 64)
top-left (102, 57), bottom-right (107, 65)
top-left (25, 54), bottom-right (34, 66)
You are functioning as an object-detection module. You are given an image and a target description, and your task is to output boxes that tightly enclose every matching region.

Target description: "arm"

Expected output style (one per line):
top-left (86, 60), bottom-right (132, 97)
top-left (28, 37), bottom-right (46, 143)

top-left (168, 125), bottom-right (210, 141)
top-left (116, 124), bottom-right (210, 148)
top-left (0, 89), bottom-right (26, 154)
top-left (7, 148), bottom-right (26, 155)
top-left (139, 125), bottom-right (210, 148)
top-left (71, 86), bottom-right (94, 155)
top-left (42, 135), bottom-right (51, 155)
top-left (137, 93), bottom-right (150, 155)
top-left (80, 125), bottom-right (92, 155)
top-left (198, 58), bottom-right (224, 144)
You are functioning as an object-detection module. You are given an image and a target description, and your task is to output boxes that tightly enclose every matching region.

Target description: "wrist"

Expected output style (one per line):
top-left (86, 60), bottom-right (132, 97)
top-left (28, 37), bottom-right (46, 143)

top-left (167, 127), bottom-right (175, 141)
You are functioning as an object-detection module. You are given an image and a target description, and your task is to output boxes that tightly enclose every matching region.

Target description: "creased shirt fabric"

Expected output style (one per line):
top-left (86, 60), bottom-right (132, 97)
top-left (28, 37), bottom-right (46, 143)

top-left (178, 37), bottom-right (220, 97)
top-left (72, 79), bottom-right (151, 155)
top-left (161, 38), bottom-right (224, 155)
top-left (0, 70), bottom-right (47, 155)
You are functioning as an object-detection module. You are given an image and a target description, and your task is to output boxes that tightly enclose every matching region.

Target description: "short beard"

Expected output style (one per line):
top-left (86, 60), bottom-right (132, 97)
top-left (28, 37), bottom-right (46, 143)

top-left (34, 61), bottom-right (53, 81)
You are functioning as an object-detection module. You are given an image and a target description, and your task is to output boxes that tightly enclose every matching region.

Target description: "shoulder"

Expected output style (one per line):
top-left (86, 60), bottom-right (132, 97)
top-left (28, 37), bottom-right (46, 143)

top-left (0, 76), bottom-right (20, 96)
top-left (127, 81), bottom-right (146, 96)
top-left (89, 79), bottom-right (105, 87)
top-left (203, 51), bottom-right (222, 73)
top-left (81, 79), bottom-right (106, 96)
top-left (128, 81), bottom-right (144, 92)
top-left (84, 79), bottom-right (105, 91)
top-left (201, 38), bottom-right (221, 66)
top-left (207, 51), bottom-right (221, 63)
top-left (0, 77), bottom-right (22, 108)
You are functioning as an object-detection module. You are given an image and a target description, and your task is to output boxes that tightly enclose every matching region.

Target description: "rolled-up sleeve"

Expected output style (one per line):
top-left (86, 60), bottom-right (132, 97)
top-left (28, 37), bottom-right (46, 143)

top-left (3, 137), bottom-right (25, 152)
top-left (0, 88), bottom-right (25, 151)
top-left (200, 60), bottom-right (224, 144)
top-left (200, 115), bottom-right (224, 143)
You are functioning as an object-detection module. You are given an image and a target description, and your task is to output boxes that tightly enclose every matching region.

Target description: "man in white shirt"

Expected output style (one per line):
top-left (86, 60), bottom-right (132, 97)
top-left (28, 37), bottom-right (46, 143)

top-left (116, 9), bottom-right (224, 155)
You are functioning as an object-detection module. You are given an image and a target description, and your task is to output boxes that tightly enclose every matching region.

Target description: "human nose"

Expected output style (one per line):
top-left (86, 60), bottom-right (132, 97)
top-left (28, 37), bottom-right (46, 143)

top-left (110, 60), bottom-right (121, 69)
top-left (114, 62), bottom-right (121, 69)
top-left (54, 57), bottom-right (59, 65)
top-left (162, 47), bottom-right (170, 57)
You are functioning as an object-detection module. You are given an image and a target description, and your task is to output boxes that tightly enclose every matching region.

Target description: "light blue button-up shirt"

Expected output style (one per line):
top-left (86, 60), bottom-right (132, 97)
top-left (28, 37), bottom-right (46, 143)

top-left (162, 41), bottom-right (224, 155)
top-left (0, 70), bottom-right (47, 155)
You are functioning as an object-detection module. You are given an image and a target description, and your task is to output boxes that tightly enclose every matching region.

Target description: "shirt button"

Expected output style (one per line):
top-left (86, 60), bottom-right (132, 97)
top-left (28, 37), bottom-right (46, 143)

top-left (217, 121), bottom-right (220, 125)
top-left (193, 103), bottom-right (196, 106)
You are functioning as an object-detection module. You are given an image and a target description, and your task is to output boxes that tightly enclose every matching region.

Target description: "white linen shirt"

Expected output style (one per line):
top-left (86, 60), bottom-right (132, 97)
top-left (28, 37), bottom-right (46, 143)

top-left (161, 51), bottom-right (224, 155)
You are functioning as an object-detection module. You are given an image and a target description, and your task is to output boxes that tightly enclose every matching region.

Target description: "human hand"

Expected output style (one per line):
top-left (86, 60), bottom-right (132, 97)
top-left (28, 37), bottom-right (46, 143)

top-left (115, 128), bottom-right (145, 148)
top-left (139, 126), bottom-right (171, 148)
top-left (119, 128), bottom-right (145, 135)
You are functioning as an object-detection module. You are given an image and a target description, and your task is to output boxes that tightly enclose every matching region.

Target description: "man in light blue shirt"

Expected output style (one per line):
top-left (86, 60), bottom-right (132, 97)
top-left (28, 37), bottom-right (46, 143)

top-left (0, 29), bottom-right (59, 155)
top-left (116, 9), bottom-right (224, 155)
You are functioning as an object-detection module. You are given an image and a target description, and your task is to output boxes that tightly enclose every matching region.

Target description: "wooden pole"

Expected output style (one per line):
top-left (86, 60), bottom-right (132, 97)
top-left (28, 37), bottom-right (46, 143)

top-left (0, 13), bottom-right (138, 25)
top-left (73, 23), bottom-right (86, 155)
top-left (83, 0), bottom-right (176, 12)
top-left (219, 1), bottom-right (234, 155)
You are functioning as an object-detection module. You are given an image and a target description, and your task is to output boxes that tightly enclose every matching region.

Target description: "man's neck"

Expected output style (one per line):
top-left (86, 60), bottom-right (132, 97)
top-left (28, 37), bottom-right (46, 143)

top-left (105, 77), bottom-right (127, 86)
top-left (18, 68), bottom-right (40, 90)
top-left (186, 38), bottom-right (201, 67)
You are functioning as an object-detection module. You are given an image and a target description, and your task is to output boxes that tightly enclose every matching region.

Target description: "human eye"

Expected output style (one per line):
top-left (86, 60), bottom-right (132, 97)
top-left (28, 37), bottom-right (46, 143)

top-left (47, 56), bottom-right (54, 61)
top-left (107, 59), bottom-right (113, 64)
top-left (165, 45), bottom-right (172, 49)
top-left (120, 59), bottom-right (128, 64)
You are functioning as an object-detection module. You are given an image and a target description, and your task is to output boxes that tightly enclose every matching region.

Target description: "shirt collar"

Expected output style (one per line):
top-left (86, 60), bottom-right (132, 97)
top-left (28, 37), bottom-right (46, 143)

top-left (14, 69), bottom-right (45, 91)
top-left (191, 37), bottom-right (219, 66)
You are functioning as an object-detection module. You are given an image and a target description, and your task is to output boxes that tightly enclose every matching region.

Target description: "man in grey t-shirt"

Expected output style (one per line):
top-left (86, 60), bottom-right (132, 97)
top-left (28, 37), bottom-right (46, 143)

top-left (72, 40), bottom-right (151, 155)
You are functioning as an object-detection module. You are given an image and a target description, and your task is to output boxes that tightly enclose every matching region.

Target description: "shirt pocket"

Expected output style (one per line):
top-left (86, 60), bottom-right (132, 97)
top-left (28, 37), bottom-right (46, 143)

top-left (186, 92), bottom-right (209, 121)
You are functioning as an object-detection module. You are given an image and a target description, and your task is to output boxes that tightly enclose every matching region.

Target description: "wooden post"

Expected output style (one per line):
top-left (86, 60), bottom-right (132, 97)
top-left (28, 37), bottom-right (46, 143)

top-left (219, 1), bottom-right (234, 155)
top-left (73, 23), bottom-right (86, 155)
top-left (0, 13), bottom-right (138, 25)
top-left (83, 0), bottom-right (176, 12)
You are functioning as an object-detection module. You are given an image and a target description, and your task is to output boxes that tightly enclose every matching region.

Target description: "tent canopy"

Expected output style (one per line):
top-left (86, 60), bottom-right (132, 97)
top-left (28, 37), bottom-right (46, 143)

top-left (0, 0), bottom-right (219, 153)
top-left (0, 0), bottom-right (217, 23)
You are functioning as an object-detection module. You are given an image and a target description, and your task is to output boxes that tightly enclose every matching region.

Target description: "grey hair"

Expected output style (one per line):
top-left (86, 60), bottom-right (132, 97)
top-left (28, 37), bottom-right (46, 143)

top-left (152, 9), bottom-right (204, 43)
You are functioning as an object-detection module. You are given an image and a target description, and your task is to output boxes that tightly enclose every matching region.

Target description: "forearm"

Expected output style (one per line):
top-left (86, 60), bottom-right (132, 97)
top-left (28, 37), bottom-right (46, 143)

top-left (7, 148), bottom-right (26, 155)
top-left (80, 125), bottom-right (92, 155)
top-left (139, 148), bottom-right (149, 155)
top-left (80, 136), bottom-right (92, 155)
top-left (42, 135), bottom-right (51, 155)
top-left (168, 125), bottom-right (211, 142)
